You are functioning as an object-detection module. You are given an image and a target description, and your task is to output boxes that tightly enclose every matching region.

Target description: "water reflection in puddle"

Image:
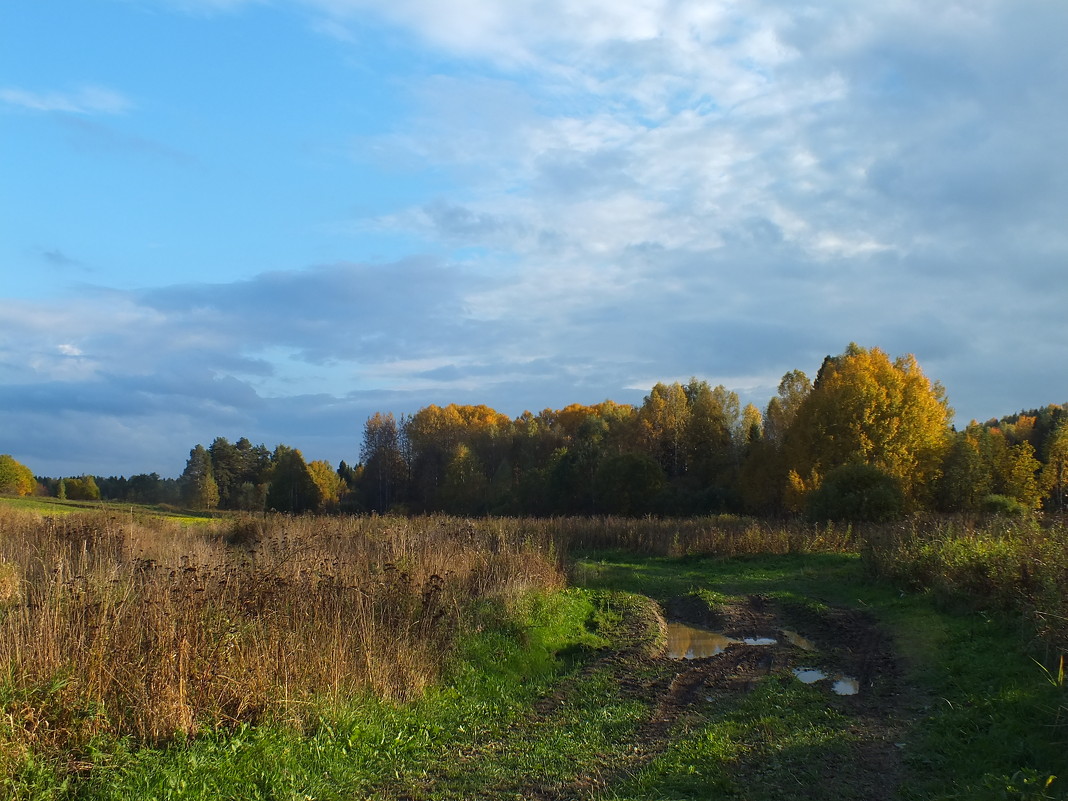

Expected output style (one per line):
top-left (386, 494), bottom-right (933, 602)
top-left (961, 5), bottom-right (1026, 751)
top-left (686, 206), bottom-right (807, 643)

top-left (742, 637), bottom-right (777, 646)
top-left (666, 621), bottom-right (858, 695)
top-left (832, 677), bottom-right (860, 695)
top-left (792, 667), bottom-right (860, 695)
top-left (793, 667), bottom-right (827, 684)
top-left (666, 622), bottom-right (740, 659)
top-left (666, 623), bottom-right (780, 659)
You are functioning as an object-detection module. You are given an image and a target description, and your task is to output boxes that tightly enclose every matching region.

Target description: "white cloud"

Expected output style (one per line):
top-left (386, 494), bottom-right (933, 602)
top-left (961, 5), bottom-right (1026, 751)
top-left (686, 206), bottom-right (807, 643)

top-left (0, 85), bottom-right (133, 115)
top-left (4, 0), bottom-right (1066, 474)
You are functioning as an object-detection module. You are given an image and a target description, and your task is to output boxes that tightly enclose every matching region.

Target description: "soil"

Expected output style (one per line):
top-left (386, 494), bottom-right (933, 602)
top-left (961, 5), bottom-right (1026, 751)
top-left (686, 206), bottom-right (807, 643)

top-left (658, 593), bottom-right (909, 799)
top-left (401, 592), bottom-right (909, 800)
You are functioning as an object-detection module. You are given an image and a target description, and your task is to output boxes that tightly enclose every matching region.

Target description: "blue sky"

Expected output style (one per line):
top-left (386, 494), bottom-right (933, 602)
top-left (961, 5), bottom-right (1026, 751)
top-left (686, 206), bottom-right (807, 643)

top-left (2, 0), bottom-right (1066, 478)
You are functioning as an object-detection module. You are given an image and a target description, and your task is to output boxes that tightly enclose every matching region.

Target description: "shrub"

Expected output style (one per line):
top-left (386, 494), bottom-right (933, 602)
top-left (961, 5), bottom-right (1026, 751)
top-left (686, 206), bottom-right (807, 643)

top-left (980, 494), bottom-right (1028, 517)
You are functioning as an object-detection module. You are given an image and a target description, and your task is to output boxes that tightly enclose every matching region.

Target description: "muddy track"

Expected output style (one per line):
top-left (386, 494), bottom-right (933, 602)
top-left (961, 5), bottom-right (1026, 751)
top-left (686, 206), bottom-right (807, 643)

top-left (398, 592), bottom-right (908, 800)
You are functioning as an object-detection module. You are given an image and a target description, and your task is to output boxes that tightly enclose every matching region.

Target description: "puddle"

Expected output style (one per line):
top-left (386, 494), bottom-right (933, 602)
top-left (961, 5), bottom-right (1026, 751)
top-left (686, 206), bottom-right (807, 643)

top-left (792, 667), bottom-right (860, 695)
top-left (781, 629), bottom-right (817, 651)
top-left (666, 623), bottom-right (781, 659)
top-left (666, 622), bottom-right (740, 659)
top-left (832, 677), bottom-right (860, 695)
top-left (793, 667), bottom-right (827, 684)
top-left (742, 637), bottom-right (777, 646)
top-left (667, 621), bottom-right (861, 695)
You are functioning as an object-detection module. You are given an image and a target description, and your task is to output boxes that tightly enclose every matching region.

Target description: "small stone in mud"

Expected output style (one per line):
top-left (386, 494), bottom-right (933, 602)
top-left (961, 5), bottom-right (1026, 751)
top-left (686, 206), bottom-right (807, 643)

top-left (781, 629), bottom-right (818, 650)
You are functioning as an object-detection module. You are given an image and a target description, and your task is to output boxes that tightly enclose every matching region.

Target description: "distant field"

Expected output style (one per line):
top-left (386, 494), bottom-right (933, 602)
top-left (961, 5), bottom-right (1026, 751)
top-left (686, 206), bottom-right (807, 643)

top-left (0, 493), bottom-right (217, 523)
top-left (0, 494), bottom-right (97, 514)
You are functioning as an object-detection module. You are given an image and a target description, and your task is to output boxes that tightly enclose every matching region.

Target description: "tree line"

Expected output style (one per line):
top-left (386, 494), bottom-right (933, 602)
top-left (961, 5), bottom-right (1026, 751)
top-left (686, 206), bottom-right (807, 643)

top-left (11, 344), bottom-right (1067, 520)
top-left (349, 345), bottom-right (1066, 519)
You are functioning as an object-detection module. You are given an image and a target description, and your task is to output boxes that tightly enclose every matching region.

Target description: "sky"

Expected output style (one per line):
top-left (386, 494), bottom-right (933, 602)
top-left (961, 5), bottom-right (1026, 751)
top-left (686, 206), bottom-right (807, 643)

top-left (2, 0), bottom-right (1066, 478)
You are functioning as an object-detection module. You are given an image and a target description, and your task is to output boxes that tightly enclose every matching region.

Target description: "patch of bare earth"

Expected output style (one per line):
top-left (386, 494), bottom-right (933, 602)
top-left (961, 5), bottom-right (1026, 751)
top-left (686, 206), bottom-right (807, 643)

top-left (658, 593), bottom-right (909, 800)
top-left (399, 593), bottom-right (909, 800)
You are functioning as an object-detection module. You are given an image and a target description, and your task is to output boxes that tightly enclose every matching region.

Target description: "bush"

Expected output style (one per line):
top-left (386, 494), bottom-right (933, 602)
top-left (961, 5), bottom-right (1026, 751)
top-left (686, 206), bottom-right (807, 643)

top-left (980, 494), bottom-right (1028, 517)
top-left (806, 462), bottom-right (904, 523)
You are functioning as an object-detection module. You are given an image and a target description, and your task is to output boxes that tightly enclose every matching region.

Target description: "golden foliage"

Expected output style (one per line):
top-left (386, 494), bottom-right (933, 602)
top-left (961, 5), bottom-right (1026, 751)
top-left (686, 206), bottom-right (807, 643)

top-left (0, 455), bottom-right (35, 497)
top-left (785, 345), bottom-right (952, 507)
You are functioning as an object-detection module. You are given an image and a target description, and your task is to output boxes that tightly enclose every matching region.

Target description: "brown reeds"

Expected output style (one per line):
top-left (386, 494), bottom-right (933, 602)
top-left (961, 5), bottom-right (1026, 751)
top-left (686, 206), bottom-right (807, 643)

top-left (541, 514), bottom-right (857, 557)
top-left (0, 508), bottom-right (562, 760)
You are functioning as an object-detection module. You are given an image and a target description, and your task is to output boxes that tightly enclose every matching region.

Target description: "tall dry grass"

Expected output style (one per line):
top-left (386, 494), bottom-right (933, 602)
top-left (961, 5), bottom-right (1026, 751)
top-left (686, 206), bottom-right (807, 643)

top-left (541, 514), bottom-right (857, 557)
top-left (0, 508), bottom-right (562, 765)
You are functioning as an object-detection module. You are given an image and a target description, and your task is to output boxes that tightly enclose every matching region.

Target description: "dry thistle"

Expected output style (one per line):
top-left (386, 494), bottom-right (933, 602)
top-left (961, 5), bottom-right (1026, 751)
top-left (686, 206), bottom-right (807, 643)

top-left (0, 559), bottom-right (20, 608)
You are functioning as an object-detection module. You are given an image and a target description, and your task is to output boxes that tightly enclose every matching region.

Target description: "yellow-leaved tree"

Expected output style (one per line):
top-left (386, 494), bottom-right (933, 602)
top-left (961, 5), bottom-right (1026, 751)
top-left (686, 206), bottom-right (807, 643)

top-left (1041, 419), bottom-right (1068, 511)
top-left (307, 460), bottom-right (344, 509)
top-left (784, 344), bottom-right (952, 510)
top-left (0, 455), bottom-right (35, 496)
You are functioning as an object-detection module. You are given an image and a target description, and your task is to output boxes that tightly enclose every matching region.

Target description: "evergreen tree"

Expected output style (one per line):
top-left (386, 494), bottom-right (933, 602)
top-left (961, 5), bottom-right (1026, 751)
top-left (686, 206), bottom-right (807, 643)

top-left (126, 473), bottom-right (163, 504)
top-left (266, 445), bottom-right (320, 513)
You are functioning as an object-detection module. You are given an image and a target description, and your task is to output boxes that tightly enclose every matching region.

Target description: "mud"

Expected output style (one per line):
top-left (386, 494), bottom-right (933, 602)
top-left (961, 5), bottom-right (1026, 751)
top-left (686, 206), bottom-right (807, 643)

top-left (663, 592), bottom-right (902, 705)
top-left (560, 593), bottom-right (904, 800)
top-left (400, 592), bottom-right (907, 800)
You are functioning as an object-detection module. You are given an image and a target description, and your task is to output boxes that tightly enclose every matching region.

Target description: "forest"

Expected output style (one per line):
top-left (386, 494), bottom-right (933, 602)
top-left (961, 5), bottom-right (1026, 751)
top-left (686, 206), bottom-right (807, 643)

top-left (15, 344), bottom-right (1066, 522)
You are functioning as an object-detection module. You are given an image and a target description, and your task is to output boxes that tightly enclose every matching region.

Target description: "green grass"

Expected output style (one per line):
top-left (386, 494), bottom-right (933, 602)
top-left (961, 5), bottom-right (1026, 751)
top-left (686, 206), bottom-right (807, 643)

top-left (0, 495), bottom-right (216, 523)
top-left (609, 679), bottom-right (853, 800)
top-left (0, 496), bottom-right (92, 515)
